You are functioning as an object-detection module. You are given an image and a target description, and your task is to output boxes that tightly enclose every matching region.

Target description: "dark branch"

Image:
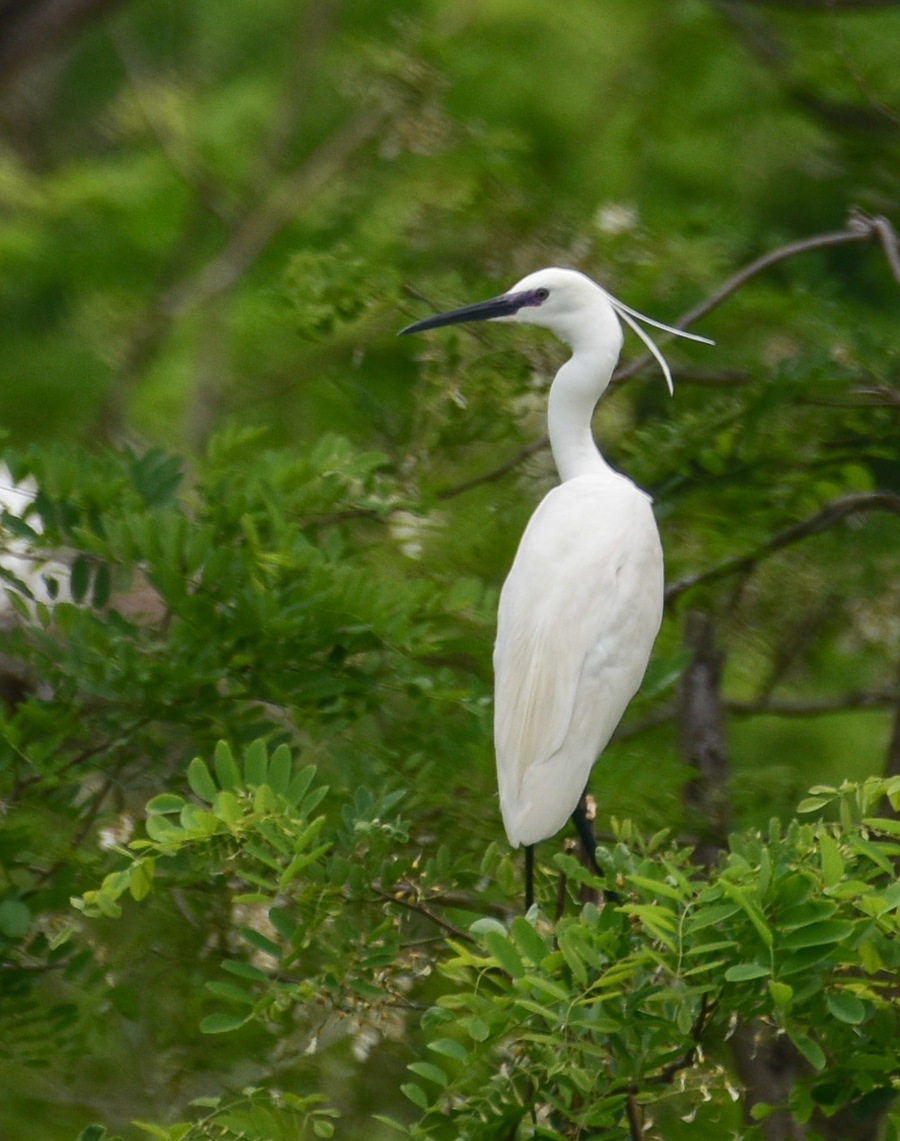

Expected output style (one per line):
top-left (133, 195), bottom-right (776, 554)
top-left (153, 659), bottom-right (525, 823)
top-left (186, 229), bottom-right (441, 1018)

top-left (665, 490), bottom-right (900, 604)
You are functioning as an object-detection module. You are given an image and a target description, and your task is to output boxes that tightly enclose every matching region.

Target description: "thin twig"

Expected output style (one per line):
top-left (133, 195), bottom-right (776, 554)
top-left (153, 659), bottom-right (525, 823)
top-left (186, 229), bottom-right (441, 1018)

top-left (615, 212), bottom-right (889, 383)
top-left (625, 1092), bottom-right (645, 1141)
top-left (372, 884), bottom-right (474, 943)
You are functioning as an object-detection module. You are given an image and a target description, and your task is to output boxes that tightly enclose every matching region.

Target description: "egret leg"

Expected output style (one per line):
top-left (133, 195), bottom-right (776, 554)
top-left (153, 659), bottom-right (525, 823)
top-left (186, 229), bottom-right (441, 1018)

top-left (525, 844), bottom-right (535, 911)
top-left (571, 793), bottom-right (619, 903)
top-left (571, 794), bottom-right (601, 874)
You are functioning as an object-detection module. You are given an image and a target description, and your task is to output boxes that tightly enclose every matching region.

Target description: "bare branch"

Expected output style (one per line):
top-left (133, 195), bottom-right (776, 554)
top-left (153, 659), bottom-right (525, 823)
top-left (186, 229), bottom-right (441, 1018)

top-left (665, 490), bottom-right (900, 604)
top-left (436, 438), bottom-right (548, 500)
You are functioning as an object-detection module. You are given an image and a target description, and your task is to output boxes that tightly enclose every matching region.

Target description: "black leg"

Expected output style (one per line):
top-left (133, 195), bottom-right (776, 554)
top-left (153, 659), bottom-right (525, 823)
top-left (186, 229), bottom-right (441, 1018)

top-left (525, 844), bottom-right (535, 911)
top-left (571, 794), bottom-right (601, 874)
top-left (571, 792), bottom-right (619, 903)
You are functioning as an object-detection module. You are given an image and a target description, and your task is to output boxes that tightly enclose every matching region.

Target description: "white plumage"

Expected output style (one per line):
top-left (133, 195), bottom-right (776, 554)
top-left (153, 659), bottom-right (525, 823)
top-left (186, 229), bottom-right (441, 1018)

top-left (494, 474), bottom-right (663, 845)
top-left (401, 267), bottom-right (711, 852)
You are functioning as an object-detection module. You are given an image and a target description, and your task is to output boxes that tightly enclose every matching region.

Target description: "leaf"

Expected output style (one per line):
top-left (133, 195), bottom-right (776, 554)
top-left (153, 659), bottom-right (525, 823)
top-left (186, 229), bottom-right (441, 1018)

top-left (267, 744), bottom-right (292, 794)
top-left (779, 919), bottom-right (855, 949)
top-left (797, 796), bottom-right (830, 814)
top-left (470, 917), bottom-right (507, 937)
top-left (725, 962), bottom-right (770, 982)
top-left (241, 927), bottom-right (282, 960)
top-left (214, 741), bottom-right (241, 790)
top-left (129, 860), bottom-right (154, 901)
top-left (825, 991), bottom-right (866, 1025)
top-left (400, 1082), bottom-right (429, 1110)
top-left (789, 1031), bottom-right (826, 1071)
top-left (221, 959), bottom-right (269, 981)
top-left (70, 556), bottom-right (91, 603)
top-left (205, 980), bottom-right (256, 1005)
top-left (408, 1061), bottom-right (448, 1086)
top-left (768, 980), bottom-right (793, 1006)
top-left (145, 793), bottom-right (186, 815)
top-left (510, 915), bottom-right (548, 964)
top-left (0, 899), bottom-right (31, 938)
top-left (463, 1016), bottom-right (489, 1042)
top-left (557, 929), bottom-right (588, 985)
top-left (199, 1012), bottom-right (248, 1034)
top-left (243, 739), bottom-right (268, 787)
top-left (214, 789), bottom-right (242, 826)
top-left (685, 902), bottom-right (741, 931)
top-left (484, 930), bottom-right (525, 978)
top-left (285, 764), bottom-right (316, 807)
top-left (427, 1037), bottom-right (468, 1061)
top-left (719, 881), bottom-right (772, 948)
top-left (187, 757), bottom-right (218, 804)
top-left (92, 562), bottom-right (111, 608)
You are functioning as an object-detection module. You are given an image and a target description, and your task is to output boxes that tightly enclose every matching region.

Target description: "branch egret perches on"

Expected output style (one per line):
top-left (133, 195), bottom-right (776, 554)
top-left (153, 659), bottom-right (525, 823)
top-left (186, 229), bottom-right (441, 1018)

top-left (401, 268), bottom-right (712, 905)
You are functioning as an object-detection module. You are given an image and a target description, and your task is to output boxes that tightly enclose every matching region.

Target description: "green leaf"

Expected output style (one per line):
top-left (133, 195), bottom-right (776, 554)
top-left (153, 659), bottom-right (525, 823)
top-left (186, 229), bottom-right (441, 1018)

top-left (400, 1082), bottom-right (429, 1110)
top-left (797, 796), bottom-right (830, 814)
top-left (789, 1031), bottom-right (826, 1071)
top-left (129, 860), bottom-right (154, 902)
top-left (187, 757), bottom-right (218, 804)
top-left (427, 1037), bottom-right (468, 1061)
top-left (92, 562), bottom-right (111, 608)
top-left (205, 980), bottom-right (256, 1005)
top-left (145, 793), bottom-right (186, 815)
top-left (724, 962), bottom-right (770, 982)
top-left (463, 1016), bottom-right (489, 1042)
top-left (285, 764), bottom-right (316, 807)
top-left (0, 899), bottom-right (31, 938)
top-left (484, 929), bottom-right (525, 978)
top-left (408, 1061), bottom-right (448, 1086)
top-left (267, 744), bottom-right (291, 794)
top-left (214, 789), bottom-right (242, 826)
top-left (719, 881), bottom-right (772, 948)
top-left (819, 831), bottom-right (844, 887)
top-left (510, 915), bottom-right (548, 964)
top-left (214, 741), bottom-right (241, 790)
top-left (199, 1012), bottom-right (248, 1034)
top-left (70, 555), bottom-right (91, 603)
top-left (768, 980), bottom-right (793, 1006)
top-left (825, 991), bottom-right (866, 1024)
top-left (241, 927), bottom-right (282, 960)
top-left (779, 920), bottom-right (855, 949)
top-left (243, 739), bottom-right (268, 787)
top-left (221, 959), bottom-right (269, 981)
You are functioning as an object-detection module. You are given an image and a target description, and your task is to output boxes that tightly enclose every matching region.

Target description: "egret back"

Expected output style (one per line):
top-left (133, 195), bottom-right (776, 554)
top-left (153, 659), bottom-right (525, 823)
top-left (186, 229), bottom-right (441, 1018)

top-left (493, 472), bottom-right (664, 847)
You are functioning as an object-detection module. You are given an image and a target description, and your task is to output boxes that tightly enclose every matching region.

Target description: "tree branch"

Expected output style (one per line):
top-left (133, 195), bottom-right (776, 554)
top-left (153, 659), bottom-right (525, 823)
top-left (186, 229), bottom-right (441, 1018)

top-left (665, 490), bottom-right (900, 604)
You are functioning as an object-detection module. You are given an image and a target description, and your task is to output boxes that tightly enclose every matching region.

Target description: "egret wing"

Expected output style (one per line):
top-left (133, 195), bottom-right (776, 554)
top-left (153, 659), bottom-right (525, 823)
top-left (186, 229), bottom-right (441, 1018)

top-left (493, 476), bottom-right (664, 846)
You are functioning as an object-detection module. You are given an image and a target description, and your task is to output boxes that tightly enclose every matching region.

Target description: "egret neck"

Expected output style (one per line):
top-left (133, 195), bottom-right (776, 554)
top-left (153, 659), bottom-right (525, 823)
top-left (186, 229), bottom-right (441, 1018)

top-left (545, 312), bottom-right (623, 484)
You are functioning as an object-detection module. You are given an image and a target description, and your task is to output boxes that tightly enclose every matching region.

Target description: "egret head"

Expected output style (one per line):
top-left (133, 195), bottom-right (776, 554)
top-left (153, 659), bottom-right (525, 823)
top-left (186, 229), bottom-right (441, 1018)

top-left (400, 266), bottom-right (713, 394)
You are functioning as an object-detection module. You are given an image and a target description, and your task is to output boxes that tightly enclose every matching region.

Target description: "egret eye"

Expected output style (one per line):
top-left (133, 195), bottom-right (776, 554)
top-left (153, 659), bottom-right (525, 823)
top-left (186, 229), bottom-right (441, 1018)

top-left (535, 288), bottom-right (550, 302)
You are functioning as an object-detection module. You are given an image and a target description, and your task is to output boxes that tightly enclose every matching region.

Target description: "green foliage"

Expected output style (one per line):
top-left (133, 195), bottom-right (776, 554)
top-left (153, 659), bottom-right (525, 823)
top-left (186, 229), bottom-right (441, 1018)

top-left (381, 782), bottom-right (900, 1139)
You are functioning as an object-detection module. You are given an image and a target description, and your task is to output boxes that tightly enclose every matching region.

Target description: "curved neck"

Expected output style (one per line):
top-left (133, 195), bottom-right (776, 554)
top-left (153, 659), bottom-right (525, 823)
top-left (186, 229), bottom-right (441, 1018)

top-left (546, 346), bottom-right (618, 483)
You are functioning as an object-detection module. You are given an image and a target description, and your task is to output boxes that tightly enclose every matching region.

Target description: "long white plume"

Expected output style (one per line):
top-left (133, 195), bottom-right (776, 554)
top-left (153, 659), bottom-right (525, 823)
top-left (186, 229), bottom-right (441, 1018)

top-left (604, 292), bottom-right (715, 396)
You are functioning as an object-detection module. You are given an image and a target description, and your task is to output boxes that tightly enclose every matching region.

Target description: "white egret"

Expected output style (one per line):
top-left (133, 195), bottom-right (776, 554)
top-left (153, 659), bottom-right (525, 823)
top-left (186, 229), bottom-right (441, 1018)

top-left (401, 268), bottom-right (711, 905)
